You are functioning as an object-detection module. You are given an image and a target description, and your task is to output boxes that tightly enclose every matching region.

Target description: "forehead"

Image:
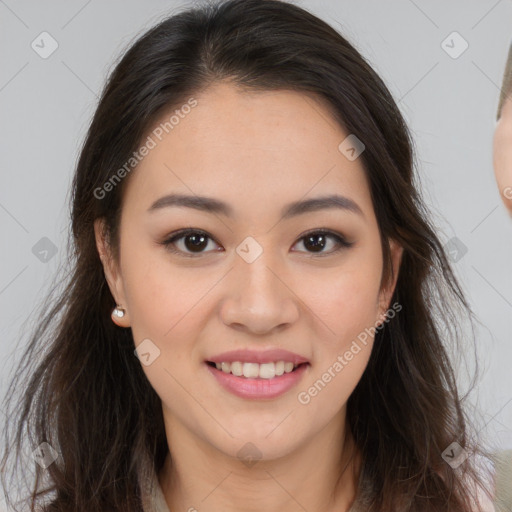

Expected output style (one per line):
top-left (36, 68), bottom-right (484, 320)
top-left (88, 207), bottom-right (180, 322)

top-left (122, 81), bottom-right (374, 221)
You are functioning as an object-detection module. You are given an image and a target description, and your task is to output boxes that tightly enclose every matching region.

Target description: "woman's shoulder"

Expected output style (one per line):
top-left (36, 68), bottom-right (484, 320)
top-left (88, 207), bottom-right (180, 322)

top-left (491, 449), bottom-right (512, 511)
top-left (136, 450), bottom-right (512, 512)
top-left (139, 464), bottom-right (171, 512)
top-left (464, 449), bottom-right (512, 512)
top-left (349, 450), bottom-right (511, 512)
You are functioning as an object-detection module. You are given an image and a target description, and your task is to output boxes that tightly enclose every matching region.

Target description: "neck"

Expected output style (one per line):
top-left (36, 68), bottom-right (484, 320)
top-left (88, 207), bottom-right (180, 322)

top-left (158, 410), bottom-right (361, 512)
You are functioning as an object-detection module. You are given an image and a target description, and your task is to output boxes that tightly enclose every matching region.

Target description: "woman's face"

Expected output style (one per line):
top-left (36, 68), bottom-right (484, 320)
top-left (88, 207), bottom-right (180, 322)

top-left (95, 81), bottom-right (402, 462)
top-left (494, 97), bottom-right (512, 216)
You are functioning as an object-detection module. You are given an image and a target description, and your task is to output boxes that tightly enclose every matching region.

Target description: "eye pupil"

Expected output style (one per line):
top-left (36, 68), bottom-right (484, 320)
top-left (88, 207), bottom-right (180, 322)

top-left (304, 234), bottom-right (326, 252)
top-left (164, 229), bottom-right (348, 257)
top-left (185, 234), bottom-right (208, 252)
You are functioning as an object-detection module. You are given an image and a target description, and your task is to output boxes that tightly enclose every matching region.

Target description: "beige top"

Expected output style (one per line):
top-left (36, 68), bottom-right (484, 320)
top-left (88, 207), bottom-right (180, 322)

top-left (493, 450), bottom-right (512, 512)
top-left (140, 452), bottom-right (512, 512)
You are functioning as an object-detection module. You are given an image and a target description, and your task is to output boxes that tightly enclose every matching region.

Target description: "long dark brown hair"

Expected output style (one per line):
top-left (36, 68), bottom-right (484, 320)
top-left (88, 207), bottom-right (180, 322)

top-left (1, 0), bottom-right (493, 510)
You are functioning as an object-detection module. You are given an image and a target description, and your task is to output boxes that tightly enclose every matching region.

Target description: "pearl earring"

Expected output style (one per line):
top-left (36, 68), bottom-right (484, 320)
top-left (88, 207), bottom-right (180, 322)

top-left (112, 305), bottom-right (126, 319)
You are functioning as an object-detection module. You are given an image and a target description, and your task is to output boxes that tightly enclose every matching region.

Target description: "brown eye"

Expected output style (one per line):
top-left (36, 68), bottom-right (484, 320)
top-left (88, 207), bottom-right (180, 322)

top-left (292, 230), bottom-right (353, 255)
top-left (161, 229), bottom-right (222, 257)
top-left (159, 228), bottom-right (353, 258)
top-left (180, 233), bottom-right (209, 252)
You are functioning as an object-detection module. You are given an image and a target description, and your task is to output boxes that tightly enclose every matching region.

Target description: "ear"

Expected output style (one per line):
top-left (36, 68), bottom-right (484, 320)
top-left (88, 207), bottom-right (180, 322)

top-left (376, 238), bottom-right (403, 325)
top-left (94, 218), bottom-right (131, 327)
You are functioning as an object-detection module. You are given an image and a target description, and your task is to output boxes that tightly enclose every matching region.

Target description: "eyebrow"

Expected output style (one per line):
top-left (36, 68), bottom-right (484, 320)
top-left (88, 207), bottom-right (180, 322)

top-left (148, 193), bottom-right (364, 219)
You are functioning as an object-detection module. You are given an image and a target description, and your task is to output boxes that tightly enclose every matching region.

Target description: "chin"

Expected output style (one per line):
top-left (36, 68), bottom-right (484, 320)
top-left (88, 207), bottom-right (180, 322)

top-left (210, 427), bottom-right (303, 464)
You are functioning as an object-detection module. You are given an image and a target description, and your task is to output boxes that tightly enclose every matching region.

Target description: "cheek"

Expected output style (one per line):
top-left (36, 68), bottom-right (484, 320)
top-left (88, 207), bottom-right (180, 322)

top-left (296, 265), bottom-right (381, 422)
top-left (308, 268), bottom-right (381, 375)
top-left (120, 247), bottom-right (211, 408)
top-left (308, 250), bottom-right (383, 345)
top-left (297, 244), bottom-right (382, 404)
top-left (120, 242), bottom-right (208, 346)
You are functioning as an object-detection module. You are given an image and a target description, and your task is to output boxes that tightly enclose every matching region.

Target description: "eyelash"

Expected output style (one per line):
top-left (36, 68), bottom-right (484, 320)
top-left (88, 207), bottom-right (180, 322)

top-left (159, 228), bottom-right (354, 258)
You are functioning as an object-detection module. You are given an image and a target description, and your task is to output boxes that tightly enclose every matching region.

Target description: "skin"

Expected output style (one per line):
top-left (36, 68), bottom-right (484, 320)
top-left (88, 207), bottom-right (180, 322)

top-left (493, 97), bottom-right (512, 216)
top-left (95, 81), bottom-right (403, 512)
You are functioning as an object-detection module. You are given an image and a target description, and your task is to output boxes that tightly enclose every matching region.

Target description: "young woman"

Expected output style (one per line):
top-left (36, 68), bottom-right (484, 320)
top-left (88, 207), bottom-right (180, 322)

top-left (494, 41), bottom-right (512, 216)
top-left (1, 1), bottom-right (498, 510)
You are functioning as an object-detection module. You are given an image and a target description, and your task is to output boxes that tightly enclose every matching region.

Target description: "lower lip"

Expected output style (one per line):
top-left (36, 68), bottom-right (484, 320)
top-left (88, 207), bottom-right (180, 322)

top-left (206, 363), bottom-right (309, 400)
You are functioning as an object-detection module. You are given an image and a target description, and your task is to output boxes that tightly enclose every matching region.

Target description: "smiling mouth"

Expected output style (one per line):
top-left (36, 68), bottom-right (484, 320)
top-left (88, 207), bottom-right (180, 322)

top-left (206, 361), bottom-right (309, 379)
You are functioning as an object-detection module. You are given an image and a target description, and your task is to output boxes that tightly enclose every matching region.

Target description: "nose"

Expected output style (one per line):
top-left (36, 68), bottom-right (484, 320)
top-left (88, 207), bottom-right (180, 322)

top-left (219, 246), bottom-right (300, 336)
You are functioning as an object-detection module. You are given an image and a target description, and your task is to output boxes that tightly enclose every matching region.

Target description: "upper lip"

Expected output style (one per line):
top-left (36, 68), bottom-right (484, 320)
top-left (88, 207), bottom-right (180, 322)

top-left (207, 349), bottom-right (309, 365)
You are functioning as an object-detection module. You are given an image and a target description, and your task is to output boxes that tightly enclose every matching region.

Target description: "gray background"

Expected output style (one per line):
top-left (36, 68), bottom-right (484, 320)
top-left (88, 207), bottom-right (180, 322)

top-left (1, 0), bottom-right (511, 504)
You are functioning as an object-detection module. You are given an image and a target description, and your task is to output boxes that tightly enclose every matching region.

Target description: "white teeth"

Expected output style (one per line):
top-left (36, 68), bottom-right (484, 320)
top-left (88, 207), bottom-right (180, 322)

top-left (242, 363), bottom-right (259, 378)
top-left (259, 362), bottom-right (275, 379)
top-left (231, 361), bottom-right (243, 377)
top-left (211, 360), bottom-right (303, 379)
